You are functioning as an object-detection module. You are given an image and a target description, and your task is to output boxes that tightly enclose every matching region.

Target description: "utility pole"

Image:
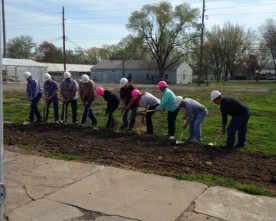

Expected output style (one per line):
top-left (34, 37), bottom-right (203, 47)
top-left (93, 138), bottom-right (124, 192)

top-left (198, 0), bottom-right (205, 86)
top-left (122, 52), bottom-right (125, 77)
top-left (2, 0), bottom-right (6, 58)
top-left (0, 2), bottom-right (7, 220)
top-left (62, 7), bottom-right (66, 71)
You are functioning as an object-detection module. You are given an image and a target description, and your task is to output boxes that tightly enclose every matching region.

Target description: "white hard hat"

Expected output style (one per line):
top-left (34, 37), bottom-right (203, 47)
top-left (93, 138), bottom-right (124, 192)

top-left (24, 71), bottom-right (31, 80)
top-left (174, 96), bottom-right (183, 107)
top-left (63, 71), bottom-right (71, 79)
top-left (210, 90), bottom-right (221, 101)
top-left (81, 74), bottom-right (89, 83)
top-left (43, 73), bottom-right (51, 81)
top-left (120, 77), bottom-right (128, 87)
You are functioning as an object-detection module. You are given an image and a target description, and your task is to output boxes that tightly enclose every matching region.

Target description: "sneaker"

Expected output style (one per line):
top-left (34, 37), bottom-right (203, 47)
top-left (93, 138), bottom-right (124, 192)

top-left (55, 121), bottom-right (60, 124)
top-left (168, 136), bottom-right (175, 140)
top-left (79, 123), bottom-right (85, 127)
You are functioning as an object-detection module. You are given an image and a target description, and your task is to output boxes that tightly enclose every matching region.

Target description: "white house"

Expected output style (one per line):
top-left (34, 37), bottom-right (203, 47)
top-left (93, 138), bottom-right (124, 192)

top-left (91, 60), bottom-right (193, 84)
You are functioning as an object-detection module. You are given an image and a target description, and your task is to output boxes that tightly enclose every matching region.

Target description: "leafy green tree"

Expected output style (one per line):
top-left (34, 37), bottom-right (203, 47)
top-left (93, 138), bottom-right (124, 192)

top-left (7, 35), bottom-right (36, 59)
top-left (127, 1), bottom-right (199, 80)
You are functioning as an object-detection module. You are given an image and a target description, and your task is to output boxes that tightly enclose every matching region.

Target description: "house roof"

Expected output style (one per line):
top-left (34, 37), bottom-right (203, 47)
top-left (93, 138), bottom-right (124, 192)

top-left (41, 63), bottom-right (94, 72)
top-left (3, 58), bottom-right (47, 67)
top-left (92, 60), bottom-right (185, 71)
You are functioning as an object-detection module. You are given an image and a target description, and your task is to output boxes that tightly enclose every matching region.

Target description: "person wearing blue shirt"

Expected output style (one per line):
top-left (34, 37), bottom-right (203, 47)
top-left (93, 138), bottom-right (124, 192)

top-left (154, 81), bottom-right (179, 139)
top-left (24, 71), bottom-right (43, 123)
top-left (43, 73), bottom-right (59, 123)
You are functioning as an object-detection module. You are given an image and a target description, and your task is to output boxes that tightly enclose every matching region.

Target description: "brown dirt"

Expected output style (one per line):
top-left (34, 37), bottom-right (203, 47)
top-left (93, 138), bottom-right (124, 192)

top-left (4, 123), bottom-right (276, 193)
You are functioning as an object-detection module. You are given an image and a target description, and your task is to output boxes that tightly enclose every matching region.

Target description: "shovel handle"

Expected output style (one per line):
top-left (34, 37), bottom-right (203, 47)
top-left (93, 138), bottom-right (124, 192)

top-left (214, 133), bottom-right (223, 144)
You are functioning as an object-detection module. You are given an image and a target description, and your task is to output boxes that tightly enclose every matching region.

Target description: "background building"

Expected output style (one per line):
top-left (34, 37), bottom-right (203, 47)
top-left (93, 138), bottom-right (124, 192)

top-left (91, 60), bottom-right (193, 84)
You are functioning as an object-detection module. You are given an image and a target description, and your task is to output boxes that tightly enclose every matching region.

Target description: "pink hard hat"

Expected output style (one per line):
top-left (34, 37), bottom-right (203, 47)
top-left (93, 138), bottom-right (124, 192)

top-left (131, 89), bottom-right (140, 98)
top-left (157, 80), bottom-right (167, 88)
top-left (96, 87), bottom-right (105, 96)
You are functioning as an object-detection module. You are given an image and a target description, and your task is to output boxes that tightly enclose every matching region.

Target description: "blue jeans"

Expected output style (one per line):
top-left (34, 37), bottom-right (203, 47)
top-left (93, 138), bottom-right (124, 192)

top-left (189, 108), bottom-right (208, 142)
top-left (122, 106), bottom-right (138, 129)
top-left (44, 96), bottom-right (59, 121)
top-left (29, 92), bottom-right (42, 122)
top-left (81, 96), bottom-right (97, 125)
top-left (226, 112), bottom-right (251, 147)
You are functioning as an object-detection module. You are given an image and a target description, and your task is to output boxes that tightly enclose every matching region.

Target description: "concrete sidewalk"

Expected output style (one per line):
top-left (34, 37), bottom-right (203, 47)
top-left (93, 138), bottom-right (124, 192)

top-left (3, 151), bottom-right (276, 221)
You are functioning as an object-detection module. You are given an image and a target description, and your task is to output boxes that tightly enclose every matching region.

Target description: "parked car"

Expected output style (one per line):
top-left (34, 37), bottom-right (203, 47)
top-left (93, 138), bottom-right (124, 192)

top-left (253, 74), bottom-right (266, 80)
top-left (266, 73), bottom-right (276, 80)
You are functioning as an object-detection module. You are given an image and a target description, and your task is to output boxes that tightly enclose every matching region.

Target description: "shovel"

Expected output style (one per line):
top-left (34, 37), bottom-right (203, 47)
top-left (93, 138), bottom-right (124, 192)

top-left (175, 130), bottom-right (185, 144)
top-left (176, 120), bottom-right (186, 144)
top-left (23, 103), bottom-right (31, 125)
top-left (209, 133), bottom-right (223, 146)
top-left (43, 101), bottom-right (48, 123)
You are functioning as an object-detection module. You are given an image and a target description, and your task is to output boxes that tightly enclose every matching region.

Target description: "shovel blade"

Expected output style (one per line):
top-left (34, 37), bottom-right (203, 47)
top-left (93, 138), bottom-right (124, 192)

top-left (208, 142), bottom-right (216, 146)
top-left (176, 140), bottom-right (185, 144)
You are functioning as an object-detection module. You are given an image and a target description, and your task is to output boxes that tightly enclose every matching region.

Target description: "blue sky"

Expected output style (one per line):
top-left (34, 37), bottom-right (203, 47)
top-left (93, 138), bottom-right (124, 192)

top-left (4, 0), bottom-right (276, 50)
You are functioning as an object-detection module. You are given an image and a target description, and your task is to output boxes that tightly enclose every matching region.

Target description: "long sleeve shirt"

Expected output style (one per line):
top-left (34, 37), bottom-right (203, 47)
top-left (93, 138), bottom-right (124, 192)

top-left (26, 79), bottom-right (42, 100)
top-left (183, 98), bottom-right (206, 124)
top-left (103, 90), bottom-right (120, 113)
top-left (140, 92), bottom-right (160, 108)
top-left (79, 80), bottom-right (95, 102)
top-left (220, 96), bottom-right (249, 125)
top-left (155, 88), bottom-right (177, 112)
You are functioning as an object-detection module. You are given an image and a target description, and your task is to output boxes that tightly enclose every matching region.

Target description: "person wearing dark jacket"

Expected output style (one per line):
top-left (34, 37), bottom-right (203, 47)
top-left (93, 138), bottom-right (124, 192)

top-left (210, 90), bottom-right (250, 149)
top-left (96, 87), bottom-right (120, 129)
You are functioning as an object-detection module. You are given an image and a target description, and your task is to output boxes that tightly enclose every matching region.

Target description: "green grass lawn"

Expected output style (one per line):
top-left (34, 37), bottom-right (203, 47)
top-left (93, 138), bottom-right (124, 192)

top-left (3, 81), bottom-right (276, 156)
top-left (2, 81), bottom-right (276, 196)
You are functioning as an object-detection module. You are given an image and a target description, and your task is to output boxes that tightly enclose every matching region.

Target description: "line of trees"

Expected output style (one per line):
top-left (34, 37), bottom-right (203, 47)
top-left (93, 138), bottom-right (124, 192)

top-left (6, 2), bottom-right (276, 81)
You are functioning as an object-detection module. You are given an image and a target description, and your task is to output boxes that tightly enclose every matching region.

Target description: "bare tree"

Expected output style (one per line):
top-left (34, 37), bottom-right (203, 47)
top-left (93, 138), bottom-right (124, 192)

top-left (205, 22), bottom-right (255, 81)
top-left (127, 1), bottom-right (199, 80)
top-left (260, 18), bottom-right (276, 74)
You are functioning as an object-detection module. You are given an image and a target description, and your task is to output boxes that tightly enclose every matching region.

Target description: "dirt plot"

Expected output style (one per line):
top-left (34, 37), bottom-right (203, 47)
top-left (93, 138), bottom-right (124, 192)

top-left (4, 123), bottom-right (276, 193)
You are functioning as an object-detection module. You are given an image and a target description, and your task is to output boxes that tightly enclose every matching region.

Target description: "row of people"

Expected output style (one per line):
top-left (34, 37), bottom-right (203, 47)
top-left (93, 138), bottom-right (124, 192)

top-left (24, 71), bottom-right (250, 150)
